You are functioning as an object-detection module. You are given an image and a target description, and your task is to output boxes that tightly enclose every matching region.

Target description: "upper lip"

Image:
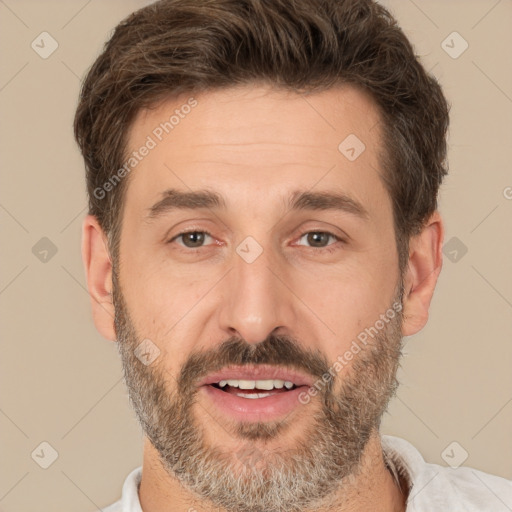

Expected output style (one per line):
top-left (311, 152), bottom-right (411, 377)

top-left (199, 364), bottom-right (314, 387)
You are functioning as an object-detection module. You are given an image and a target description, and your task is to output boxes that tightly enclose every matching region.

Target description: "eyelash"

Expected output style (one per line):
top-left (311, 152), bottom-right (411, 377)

top-left (168, 230), bottom-right (344, 253)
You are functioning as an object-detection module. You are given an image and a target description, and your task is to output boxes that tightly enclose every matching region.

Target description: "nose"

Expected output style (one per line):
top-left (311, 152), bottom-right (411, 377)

top-left (217, 240), bottom-right (297, 345)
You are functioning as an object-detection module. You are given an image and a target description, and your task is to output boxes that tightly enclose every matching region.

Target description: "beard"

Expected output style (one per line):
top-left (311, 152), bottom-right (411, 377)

top-left (113, 272), bottom-right (405, 512)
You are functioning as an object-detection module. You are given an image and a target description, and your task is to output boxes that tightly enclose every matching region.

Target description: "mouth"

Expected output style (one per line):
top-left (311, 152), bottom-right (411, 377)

top-left (211, 378), bottom-right (298, 398)
top-left (199, 365), bottom-right (313, 422)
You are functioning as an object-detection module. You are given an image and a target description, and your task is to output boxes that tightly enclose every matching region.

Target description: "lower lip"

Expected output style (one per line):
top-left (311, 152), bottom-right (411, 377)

top-left (200, 385), bottom-right (308, 422)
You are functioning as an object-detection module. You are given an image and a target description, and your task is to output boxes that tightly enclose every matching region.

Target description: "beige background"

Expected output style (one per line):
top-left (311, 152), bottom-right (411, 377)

top-left (0, 0), bottom-right (511, 510)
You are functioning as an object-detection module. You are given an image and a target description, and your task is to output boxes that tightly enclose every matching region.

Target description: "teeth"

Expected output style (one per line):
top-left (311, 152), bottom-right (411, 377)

top-left (255, 380), bottom-right (274, 390)
top-left (236, 392), bottom-right (273, 399)
top-left (216, 379), bottom-right (295, 390)
top-left (240, 379), bottom-right (257, 389)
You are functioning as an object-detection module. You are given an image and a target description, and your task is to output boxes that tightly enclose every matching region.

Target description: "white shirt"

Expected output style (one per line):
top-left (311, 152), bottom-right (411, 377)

top-left (102, 435), bottom-right (512, 511)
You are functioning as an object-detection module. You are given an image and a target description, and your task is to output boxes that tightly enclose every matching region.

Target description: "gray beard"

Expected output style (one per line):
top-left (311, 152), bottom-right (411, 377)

top-left (113, 274), bottom-right (404, 512)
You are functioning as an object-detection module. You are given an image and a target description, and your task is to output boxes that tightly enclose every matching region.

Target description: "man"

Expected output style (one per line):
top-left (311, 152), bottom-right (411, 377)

top-left (74, 0), bottom-right (511, 511)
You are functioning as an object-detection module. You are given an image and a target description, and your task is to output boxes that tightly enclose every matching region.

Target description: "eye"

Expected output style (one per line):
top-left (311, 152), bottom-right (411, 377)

top-left (295, 231), bottom-right (343, 251)
top-left (168, 230), bottom-right (344, 252)
top-left (169, 230), bottom-right (214, 249)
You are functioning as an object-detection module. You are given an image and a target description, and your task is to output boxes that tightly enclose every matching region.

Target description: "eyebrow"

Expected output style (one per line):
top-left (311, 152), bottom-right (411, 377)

top-left (146, 188), bottom-right (369, 221)
top-left (287, 190), bottom-right (369, 220)
top-left (147, 189), bottom-right (227, 219)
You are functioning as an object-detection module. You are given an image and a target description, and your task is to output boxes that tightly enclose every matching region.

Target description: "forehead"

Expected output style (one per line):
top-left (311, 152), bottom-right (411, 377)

top-left (122, 84), bottom-right (389, 222)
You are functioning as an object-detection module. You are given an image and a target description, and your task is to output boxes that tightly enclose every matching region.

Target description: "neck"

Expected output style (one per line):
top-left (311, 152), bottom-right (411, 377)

top-left (139, 432), bottom-right (407, 512)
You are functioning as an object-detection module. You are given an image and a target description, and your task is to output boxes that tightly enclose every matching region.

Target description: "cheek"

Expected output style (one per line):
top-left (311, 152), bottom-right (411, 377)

top-left (122, 274), bottom-right (203, 339)
top-left (313, 259), bottom-right (392, 307)
top-left (298, 263), bottom-right (397, 357)
top-left (119, 225), bottom-right (203, 319)
top-left (118, 262), bottom-right (214, 355)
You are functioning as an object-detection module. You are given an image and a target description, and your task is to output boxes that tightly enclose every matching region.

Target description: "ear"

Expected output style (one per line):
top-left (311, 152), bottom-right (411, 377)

top-left (401, 211), bottom-right (444, 337)
top-left (81, 215), bottom-right (116, 341)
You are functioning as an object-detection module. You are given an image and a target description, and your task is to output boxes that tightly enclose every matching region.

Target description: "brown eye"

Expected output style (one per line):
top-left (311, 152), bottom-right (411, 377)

top-left (171, 231), bottom-right (213, 249)
top-left (297, 231), bottom-right (340, 249)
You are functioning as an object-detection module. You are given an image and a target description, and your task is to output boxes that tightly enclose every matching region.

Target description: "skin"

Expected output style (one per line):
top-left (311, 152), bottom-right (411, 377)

top-left (82, 84), bottom-right (444, 511)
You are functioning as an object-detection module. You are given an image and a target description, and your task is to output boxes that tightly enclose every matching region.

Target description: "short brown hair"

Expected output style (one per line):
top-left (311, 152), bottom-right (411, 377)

top-left (74, 0), bottom-right (449, 271)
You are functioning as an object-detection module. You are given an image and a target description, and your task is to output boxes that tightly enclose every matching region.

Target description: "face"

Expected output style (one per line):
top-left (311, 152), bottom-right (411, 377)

top-left (112, 84), bottom-right (406, 511)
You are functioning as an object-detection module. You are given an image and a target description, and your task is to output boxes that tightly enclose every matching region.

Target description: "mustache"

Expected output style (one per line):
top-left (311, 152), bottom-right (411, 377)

top-left (177, 334), bottom-right (331, 394)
